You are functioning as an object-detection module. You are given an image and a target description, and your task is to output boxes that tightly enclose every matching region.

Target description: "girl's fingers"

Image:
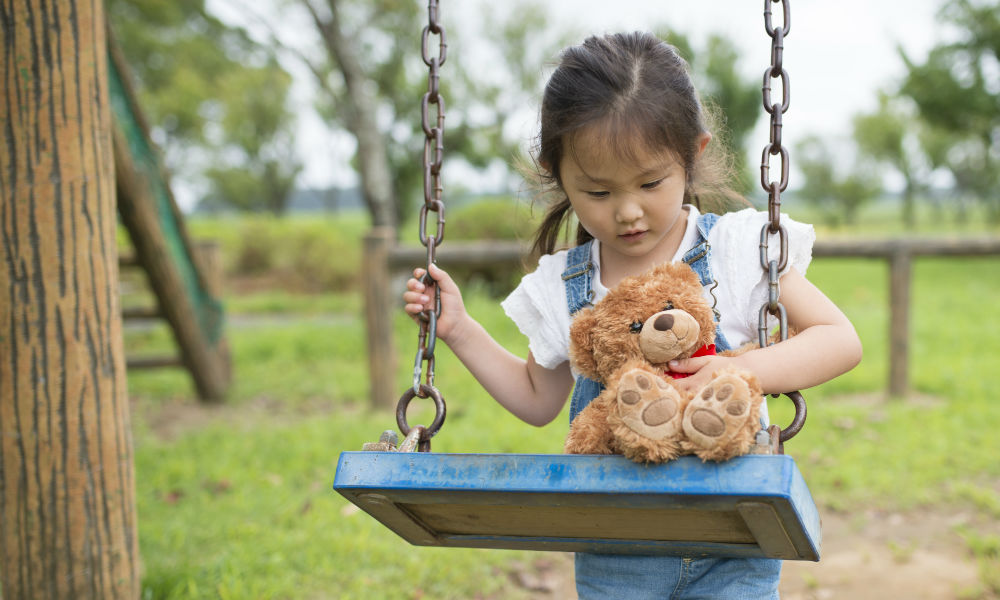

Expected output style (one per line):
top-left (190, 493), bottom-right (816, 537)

top-left (668, 356), bottom-right (710, 374)
top-left (402, 290), bottom-right (430, 304)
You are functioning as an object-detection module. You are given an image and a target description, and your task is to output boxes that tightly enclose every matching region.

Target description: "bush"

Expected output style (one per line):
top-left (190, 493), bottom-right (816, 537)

top-left (233, 219), bottom-right (278, 274)
top-left (445, 196), bottom-right (539, 242)
top-left (186, 213), bottom-right (367, 294)
top-left (429, 197), bottom-right (541, 296)
top-left (274, 221), bottom-right (360, 292)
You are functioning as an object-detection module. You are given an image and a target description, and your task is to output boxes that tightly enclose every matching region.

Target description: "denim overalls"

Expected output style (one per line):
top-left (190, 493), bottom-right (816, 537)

top-left (563, 213), bottom-right (782, 599)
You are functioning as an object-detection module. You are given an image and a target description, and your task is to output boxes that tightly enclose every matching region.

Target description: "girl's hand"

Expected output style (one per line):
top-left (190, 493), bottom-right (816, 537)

top-left (402, 263), bottom-right (469, 345)
top-left (668, 355), bottom-right (739, 395)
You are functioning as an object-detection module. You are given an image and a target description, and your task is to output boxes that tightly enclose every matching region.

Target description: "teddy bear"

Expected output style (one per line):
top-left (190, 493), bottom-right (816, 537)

top-left (564, 262), bottom-right (764, 464)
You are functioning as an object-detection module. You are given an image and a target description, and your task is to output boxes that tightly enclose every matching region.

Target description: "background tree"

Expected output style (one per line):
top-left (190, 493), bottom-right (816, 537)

top-left (852, 92), bottom-right (927, 226)
top-left (201, 60), bottom-right (302, 213)
top-left (691, 34), bottom-right (764, 196)
top-left (796, 135), bottom-right (882, 226)
top-left (242, 2), bottom-right (762, 229)
top-left (275, 0), bottom-right (564, 229)
top-left (107, 0), bottom-right (303, 213)
top-left (898, 0), bottom-right (1000, 222)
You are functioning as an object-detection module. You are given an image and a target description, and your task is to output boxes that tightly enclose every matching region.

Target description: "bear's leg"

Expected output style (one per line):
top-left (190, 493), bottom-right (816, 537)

top-left (681, 370), bottom-right (763, 462)
top-left (609, 368), bottom-right (685, 463)
top-left (565, 394), bottom-right (616, 455)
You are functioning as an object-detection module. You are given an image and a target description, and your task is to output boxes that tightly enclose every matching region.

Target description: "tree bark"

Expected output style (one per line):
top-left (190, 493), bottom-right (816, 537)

top-left (308, 0), bottom-right (398, 230)
top-left (0, 1), bottom-right (141, 598)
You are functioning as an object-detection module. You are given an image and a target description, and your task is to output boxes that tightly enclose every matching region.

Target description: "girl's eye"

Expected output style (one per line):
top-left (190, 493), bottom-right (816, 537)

top-left (663, 301), bottom-right (674, 311)
top-left (586, 190), bottom-right (609, 198)
top-left (641, 178), bottom-right (664, 190)
top-left (629, 321), bottom-right (643, 333)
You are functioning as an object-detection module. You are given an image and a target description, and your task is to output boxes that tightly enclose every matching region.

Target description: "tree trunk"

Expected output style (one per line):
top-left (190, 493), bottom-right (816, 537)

top-left (309, 0), bottom-right (398, 230)
top-left (0, 2), bottom-right (141, 598)
top-left (901, 179), bottom-right (916, 227)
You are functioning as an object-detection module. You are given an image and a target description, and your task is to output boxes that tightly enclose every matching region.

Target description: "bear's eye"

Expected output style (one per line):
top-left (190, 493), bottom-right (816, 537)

top-left (629, 320), bottom-right (643, 333)
top-left (663, 301), bottom-right (674, 311)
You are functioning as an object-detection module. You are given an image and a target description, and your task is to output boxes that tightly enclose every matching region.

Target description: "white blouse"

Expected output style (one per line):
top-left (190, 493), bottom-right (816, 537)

top-left (501, 205), bottom-right (815, 375)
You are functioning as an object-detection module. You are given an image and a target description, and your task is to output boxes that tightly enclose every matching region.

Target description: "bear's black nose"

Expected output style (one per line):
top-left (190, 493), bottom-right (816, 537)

top-left (653, 313), bottom-right (674, 331)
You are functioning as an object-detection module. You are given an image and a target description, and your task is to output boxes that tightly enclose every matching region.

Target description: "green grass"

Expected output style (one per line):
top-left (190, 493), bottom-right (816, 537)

top-left (774, 256), bottom-right (1000, 510)
top-left (127, 231), bottom-right (1000, 598)
top-left (779, 196), bottom-right (1000, 238)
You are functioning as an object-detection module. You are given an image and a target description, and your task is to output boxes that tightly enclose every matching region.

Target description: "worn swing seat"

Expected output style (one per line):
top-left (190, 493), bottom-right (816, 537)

top-left (334, 451), bottom-right (820, 561)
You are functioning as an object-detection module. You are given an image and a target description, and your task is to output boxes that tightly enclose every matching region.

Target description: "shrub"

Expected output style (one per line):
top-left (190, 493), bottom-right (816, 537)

top-left (233, 218), bottom-right (278, 274)
top-left (275, 222), bottom-right (360, 292)
top-left (445, 196), bottom-right (539, 242)
top-left (429, 197), bottom-right (540, 296)
top-left (186, 214), bottom-right (367, 294)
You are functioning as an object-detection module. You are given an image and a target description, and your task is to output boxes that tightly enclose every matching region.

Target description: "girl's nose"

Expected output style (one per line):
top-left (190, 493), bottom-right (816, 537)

top-left (616, 197), bottom-right (643, 224)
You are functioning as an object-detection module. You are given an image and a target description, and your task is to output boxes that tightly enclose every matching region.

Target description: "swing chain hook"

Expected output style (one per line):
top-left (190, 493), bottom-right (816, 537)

top-left (759, 0), bottom-right (806, 447)
top-left (397, 386), bottom-right (446, 452)
top-left (401, 0), bottom-right (448, 449)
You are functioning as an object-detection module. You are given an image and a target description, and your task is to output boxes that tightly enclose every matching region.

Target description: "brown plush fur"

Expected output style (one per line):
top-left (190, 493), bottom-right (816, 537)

top-left (564, 262), bottom-right (764, 463)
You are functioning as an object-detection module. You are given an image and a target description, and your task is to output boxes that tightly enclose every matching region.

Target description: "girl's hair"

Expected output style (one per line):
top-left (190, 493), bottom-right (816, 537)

top-left (529, 31), bottom-right (747, 256)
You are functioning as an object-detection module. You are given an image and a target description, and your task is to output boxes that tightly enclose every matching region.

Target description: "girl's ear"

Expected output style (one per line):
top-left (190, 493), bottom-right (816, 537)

top-left (696, 132), bottom-right (712, 157)
top-left (569, 308), bottom-right (600, 380)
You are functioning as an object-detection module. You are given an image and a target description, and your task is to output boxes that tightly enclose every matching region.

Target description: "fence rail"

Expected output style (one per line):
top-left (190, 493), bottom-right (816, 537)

top-left (365, 227), bottom-right (1000, 408)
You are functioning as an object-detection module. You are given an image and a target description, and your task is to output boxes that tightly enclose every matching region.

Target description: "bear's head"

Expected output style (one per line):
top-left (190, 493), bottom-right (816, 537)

top-left (568, 262), bottom-right (716, 383)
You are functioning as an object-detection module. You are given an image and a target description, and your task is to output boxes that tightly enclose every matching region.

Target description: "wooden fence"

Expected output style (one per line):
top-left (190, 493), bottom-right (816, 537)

top-left (364, 226), bottom-right (1000, 409)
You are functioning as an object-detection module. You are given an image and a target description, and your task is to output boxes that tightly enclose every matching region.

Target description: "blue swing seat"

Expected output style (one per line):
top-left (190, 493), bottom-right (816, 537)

top-left (334, 452), bottom-right (820, 561)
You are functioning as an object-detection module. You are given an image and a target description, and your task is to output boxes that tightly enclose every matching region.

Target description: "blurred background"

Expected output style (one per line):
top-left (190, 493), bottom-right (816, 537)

top-left (97, 0), bottom-right (1000, 598)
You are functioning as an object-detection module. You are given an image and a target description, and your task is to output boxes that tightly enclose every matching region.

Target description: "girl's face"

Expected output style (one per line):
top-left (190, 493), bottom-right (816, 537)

top-left (559, 128), bottom-right (708, 269)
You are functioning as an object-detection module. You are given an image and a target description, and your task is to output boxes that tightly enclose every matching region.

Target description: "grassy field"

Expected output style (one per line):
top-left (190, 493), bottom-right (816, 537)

top-left (124, 211), bottom-right (1000, 599)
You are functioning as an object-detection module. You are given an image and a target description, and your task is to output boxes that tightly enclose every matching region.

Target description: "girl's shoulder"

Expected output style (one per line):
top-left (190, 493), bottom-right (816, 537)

top-left (534, 246), bottom-right (573, 279)
top-left (514, 246), bottom-right (576, 296)
top-left (711, 208), bottom-right (815, 248)
top-left (708, 208), bottom-right (816, 275)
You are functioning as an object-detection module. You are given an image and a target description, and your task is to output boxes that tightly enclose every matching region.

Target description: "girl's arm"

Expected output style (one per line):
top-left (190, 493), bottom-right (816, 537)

top-left (670, 267), bottom-right (862, 395)
top-left (404, 264), bottom-right (575, 426)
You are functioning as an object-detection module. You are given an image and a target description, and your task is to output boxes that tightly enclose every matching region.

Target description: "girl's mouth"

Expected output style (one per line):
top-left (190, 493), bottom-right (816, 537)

top-left (619, 230), bottom-right (647, 243)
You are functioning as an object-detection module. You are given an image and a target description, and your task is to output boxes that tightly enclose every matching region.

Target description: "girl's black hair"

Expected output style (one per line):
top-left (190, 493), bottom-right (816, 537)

top-left (529, 31), bottom-right (747, 256)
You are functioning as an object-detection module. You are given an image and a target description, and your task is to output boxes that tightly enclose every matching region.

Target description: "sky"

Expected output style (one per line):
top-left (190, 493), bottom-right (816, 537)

top-left (203, 0), bottom-right (950, 208)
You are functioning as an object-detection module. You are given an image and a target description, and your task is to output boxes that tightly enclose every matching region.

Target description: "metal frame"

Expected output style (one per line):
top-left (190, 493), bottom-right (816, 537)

top-left (335, 452), bottom-right (820, 560)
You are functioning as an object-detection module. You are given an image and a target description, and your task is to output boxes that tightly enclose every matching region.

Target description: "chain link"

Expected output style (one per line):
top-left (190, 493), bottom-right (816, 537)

top-left (758, 0), bottom-right (806, 446)
top-left (398, 0), bottom-right (448, 450)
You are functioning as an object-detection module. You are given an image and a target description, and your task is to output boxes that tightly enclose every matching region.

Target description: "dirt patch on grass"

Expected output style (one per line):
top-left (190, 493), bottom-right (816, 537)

top-left (133, 394), bottom-right (343, 442)
top-left (506, 507), bottom-right (995, 599)
top-left (781, 507), bottom-right (991, 600)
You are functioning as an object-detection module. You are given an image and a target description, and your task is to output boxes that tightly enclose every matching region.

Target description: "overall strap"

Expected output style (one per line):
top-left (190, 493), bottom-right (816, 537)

top-left (562, 240), bottom-right (596, 316)
top-left (681, 212), bottom-right (733, 352)
top-left (562, 240), bottom-right (604, 422)
top-left (681, 212), bottom-right (720, 287)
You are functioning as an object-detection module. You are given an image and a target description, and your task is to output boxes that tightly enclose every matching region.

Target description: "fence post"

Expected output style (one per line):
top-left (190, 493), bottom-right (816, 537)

top-left (364, 227), bottom-right (398, 410)
top-left (888, 245), bottom-right (911, 397)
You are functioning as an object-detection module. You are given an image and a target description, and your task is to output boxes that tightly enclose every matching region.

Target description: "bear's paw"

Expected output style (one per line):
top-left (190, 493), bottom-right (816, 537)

top-left (616, 368), bottom-right (684, 442)
top-left (682, 372), bottom-right (761, 462)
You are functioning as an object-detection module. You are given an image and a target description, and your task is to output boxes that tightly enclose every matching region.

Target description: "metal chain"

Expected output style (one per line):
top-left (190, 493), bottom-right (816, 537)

top-left (758, 0), bottom-right (806, 447)
top-left (397, 0), bottom-right (449, 451)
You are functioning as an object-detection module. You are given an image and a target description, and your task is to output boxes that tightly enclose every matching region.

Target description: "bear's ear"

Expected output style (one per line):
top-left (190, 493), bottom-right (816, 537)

top-left (568, 307), bottom-right (600, 380)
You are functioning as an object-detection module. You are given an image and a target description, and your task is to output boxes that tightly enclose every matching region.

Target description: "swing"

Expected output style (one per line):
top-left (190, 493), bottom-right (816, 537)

top-left (335, 0), bottom-right (821, 561)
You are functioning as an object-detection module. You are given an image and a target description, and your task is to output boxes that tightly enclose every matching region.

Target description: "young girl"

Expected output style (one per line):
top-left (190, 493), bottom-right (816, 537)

top-left (404, 31), bottom-right (861, 600)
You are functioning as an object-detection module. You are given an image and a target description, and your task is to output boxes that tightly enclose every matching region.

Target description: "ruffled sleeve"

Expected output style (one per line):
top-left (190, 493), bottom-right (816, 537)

top-left (500, 252), bottom-right (573, 369)
top-left (709, 208), bottom-right (816, 343)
